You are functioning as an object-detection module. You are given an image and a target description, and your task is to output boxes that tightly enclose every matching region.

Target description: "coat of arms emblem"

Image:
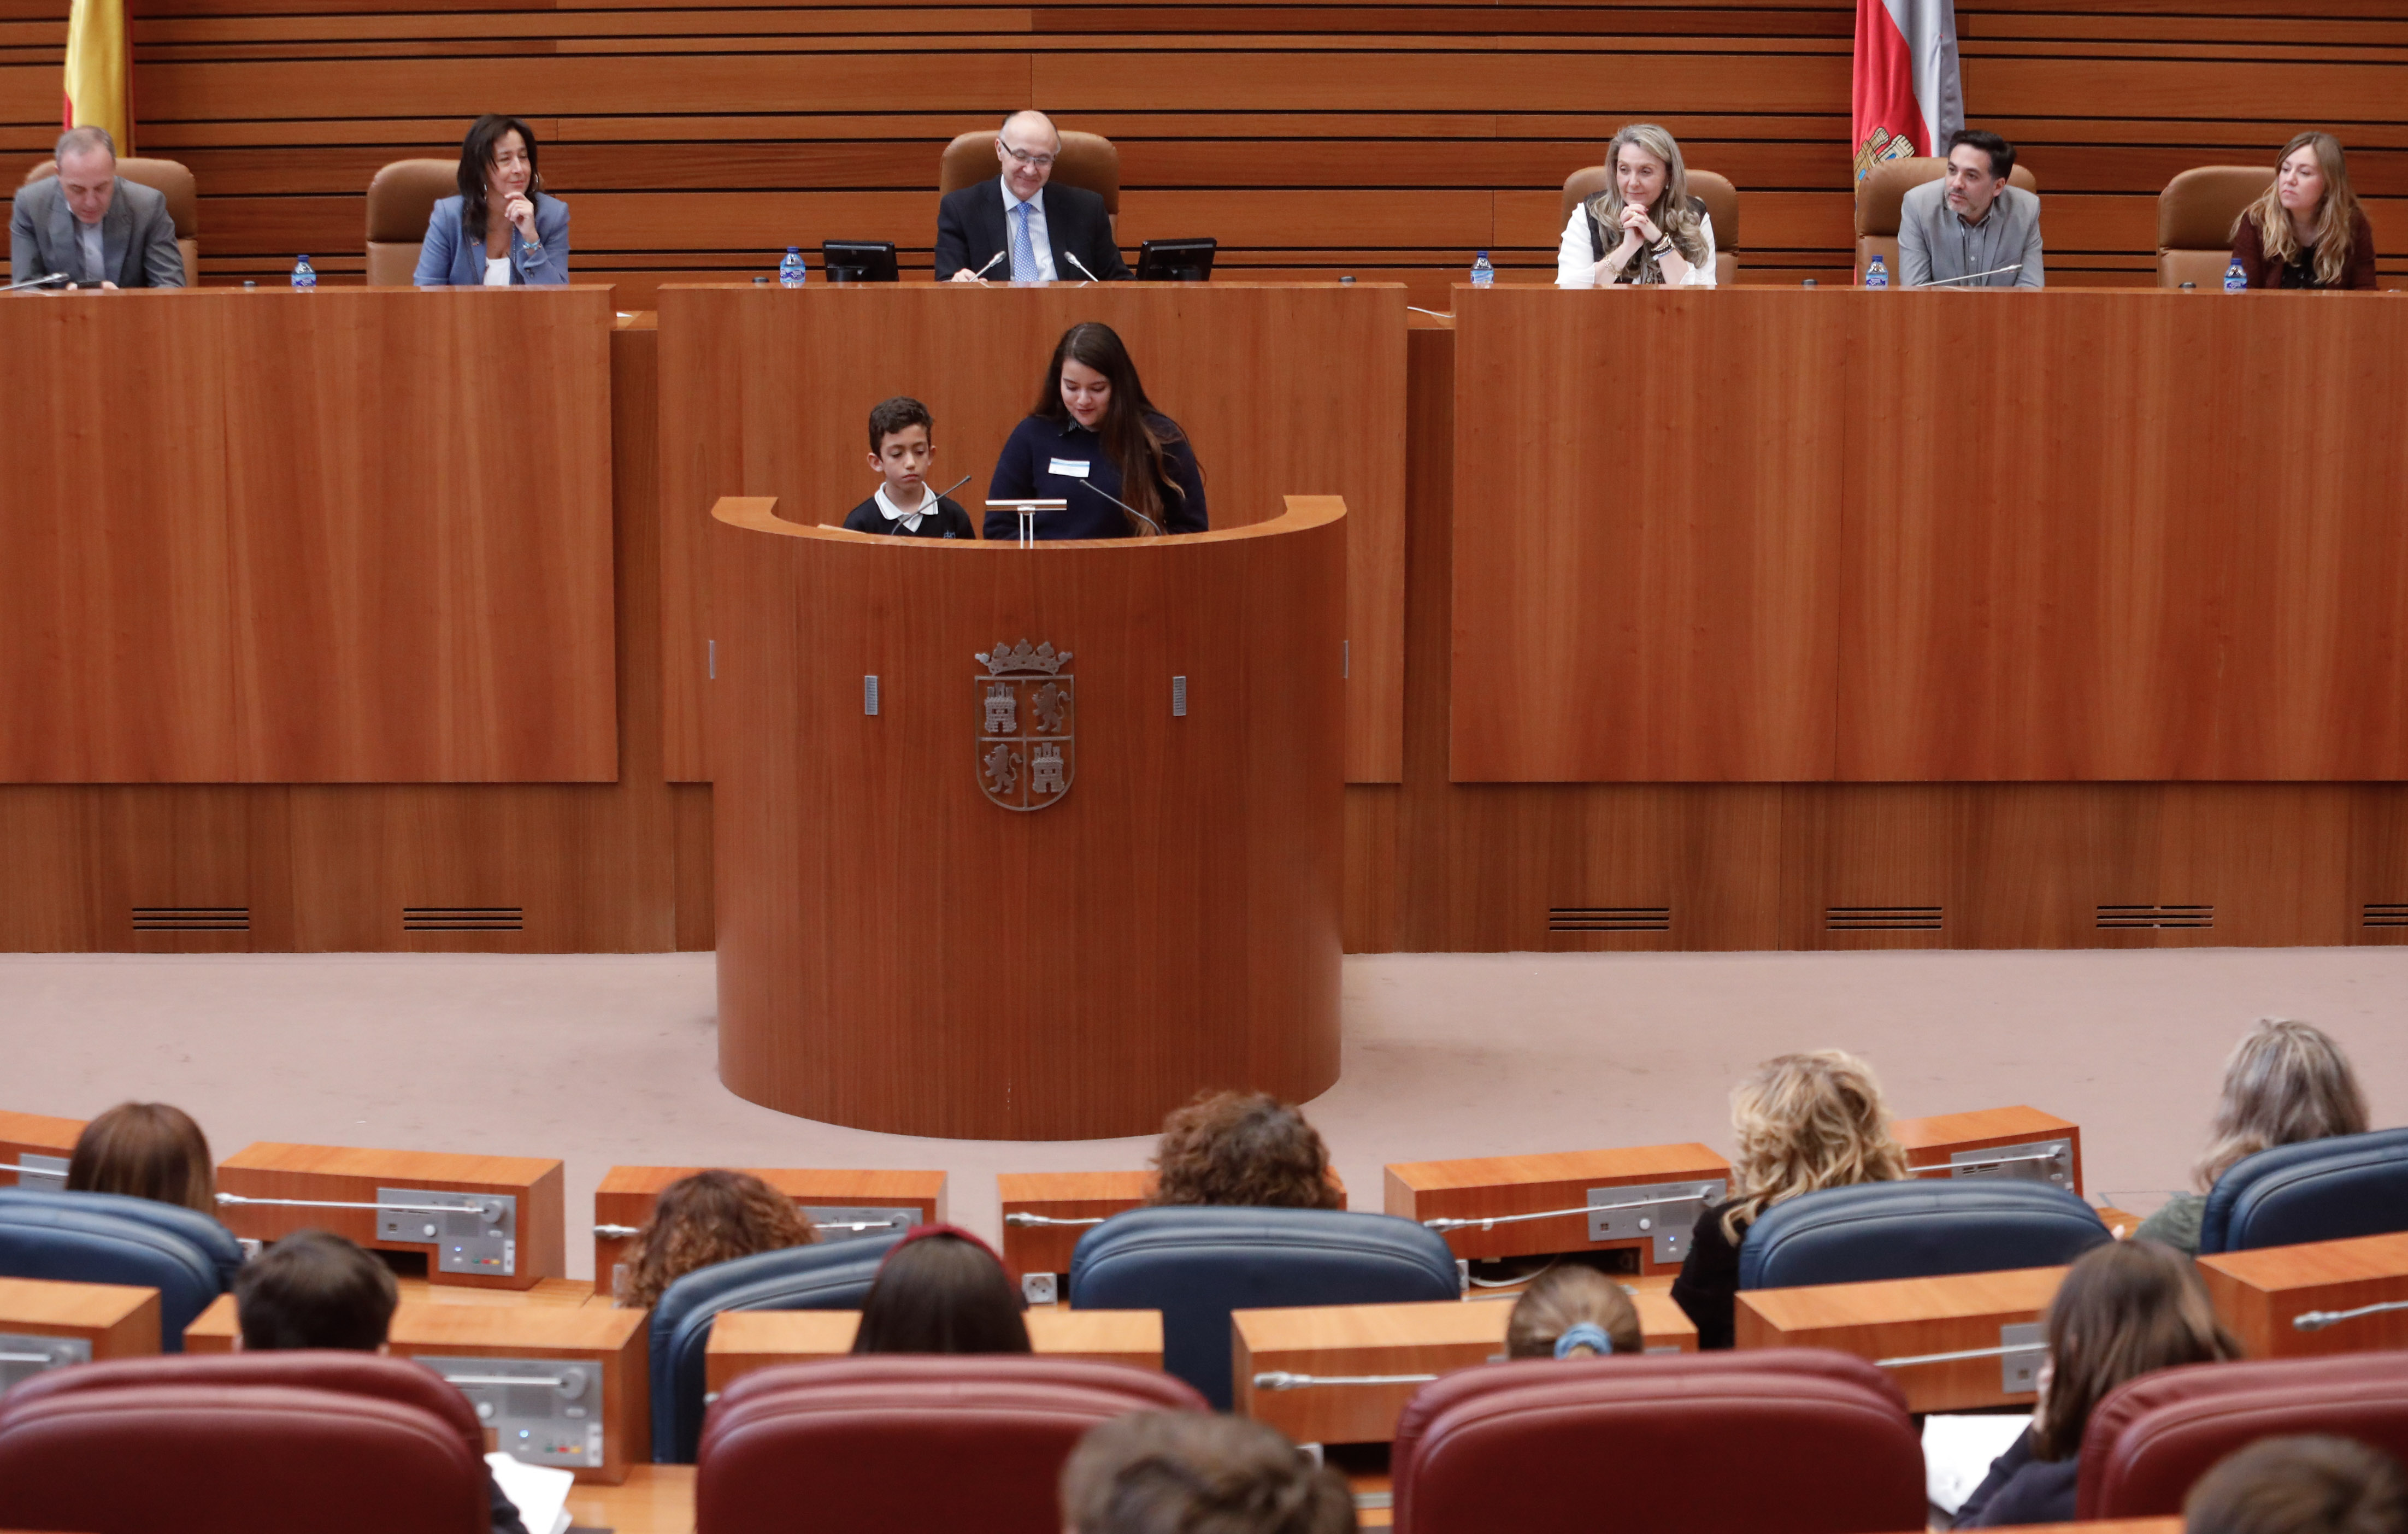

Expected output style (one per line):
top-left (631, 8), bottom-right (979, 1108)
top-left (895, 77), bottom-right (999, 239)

top-left (975, 639), bottom-right (1075, 811)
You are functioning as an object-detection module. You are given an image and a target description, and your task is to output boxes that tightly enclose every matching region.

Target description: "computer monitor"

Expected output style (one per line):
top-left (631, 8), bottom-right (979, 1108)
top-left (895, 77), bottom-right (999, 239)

top-left (820, 240), bottom-right (900, 283)
top-left (1135, 238), bottom-right (1217, 283)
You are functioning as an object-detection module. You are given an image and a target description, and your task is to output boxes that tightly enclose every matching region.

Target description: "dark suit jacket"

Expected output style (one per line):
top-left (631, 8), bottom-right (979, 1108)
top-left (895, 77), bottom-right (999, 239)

top-left (9, 175), bottom-right (185, 288)
top-left (934, 179), bottom-right (1129, 281)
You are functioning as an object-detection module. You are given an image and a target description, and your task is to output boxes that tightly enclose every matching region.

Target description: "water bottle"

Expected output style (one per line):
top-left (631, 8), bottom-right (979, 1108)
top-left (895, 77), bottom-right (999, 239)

top-left (779, 247), bottom-right (808, 288)
top-left (1469, 251), bottom-right (1494, 288)
top-left (290, 255), bottom-right (316, 291)
top-left (2223, 256), bottom-right (2247, 293)
top-left (1864, 253), bottom-right (1888, 290)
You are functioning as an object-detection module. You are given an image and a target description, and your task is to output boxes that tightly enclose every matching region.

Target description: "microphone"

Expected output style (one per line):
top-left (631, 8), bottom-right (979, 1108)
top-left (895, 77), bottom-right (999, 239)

top-left (1064, 252), bottom-right (1103, 286)
top-left (887, 474), bottom-right (973, 534)
top-left (5, 272), bottom-right (69, 293)
top-left (967, 250), bottom-right (1006, 282)
top-left (1915, 263), bottom-right (2023, 288)
top-left (1075, 478), bottom-right (1165, 537)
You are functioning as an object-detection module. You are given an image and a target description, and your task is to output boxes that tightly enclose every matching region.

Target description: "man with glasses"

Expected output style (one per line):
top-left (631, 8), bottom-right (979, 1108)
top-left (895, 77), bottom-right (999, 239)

top-left (937, 110), bottom-right (1129, 282)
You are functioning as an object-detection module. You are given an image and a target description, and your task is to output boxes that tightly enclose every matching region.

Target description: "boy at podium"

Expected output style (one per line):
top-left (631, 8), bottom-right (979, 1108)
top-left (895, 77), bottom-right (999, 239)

top-left (844, 397), bottom-right (974, 539)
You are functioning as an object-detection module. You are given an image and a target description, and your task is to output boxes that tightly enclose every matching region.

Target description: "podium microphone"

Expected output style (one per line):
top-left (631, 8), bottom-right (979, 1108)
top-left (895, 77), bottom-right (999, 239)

top-left (1064, 252), bottom-right (1103, 286)
top-left (1075, 479), bottom-right (1164, 536)
top-left (5, 272), bottom-right (69, 293)
top-left (887, 474), bottom-right (973, 534)
top-left (968, 250), bottom-right (1006, 282)
top-left (1916, 263), bottom-right (2022, 288)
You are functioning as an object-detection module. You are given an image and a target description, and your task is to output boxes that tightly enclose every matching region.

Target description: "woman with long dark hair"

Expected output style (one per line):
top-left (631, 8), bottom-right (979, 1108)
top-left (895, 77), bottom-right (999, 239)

top-left (850, 1225), bottom-right (1032, 1355)
top-left (412, 114), bottom-right (570, 287)
top-left (985, 321), bottom-right (1209, 540)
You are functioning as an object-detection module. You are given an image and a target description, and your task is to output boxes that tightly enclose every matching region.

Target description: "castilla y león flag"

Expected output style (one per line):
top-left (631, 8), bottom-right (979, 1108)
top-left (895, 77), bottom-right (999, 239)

top-left (63, 0), bottom-right (132, 152)
top-left (1852, 0), bottom-right (1962, 178)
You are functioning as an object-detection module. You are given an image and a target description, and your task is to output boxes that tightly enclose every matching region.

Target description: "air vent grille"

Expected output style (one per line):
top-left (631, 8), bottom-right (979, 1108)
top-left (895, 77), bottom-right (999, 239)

top-left (2098, 905), bottom-right (2213, 929)
top-left (132, 906), bottom-right (248, 932)
top-left (1549, 907), bottom-right (1670, 932)
top-left (2364, 904), bottom-right (2408, 927)
top-left (1827, 906), bottom-right (1942, 931)
top-left (404, 907), bottom-right (525, 932)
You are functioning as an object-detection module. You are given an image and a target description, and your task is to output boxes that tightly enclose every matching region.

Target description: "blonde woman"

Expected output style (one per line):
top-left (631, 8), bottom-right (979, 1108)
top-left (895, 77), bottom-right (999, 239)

top-left (2231, 133), bottom-right (2376, 290)
top-left (2135, 1019), bottom-right (2369, 1255)
top-left (1556, 123), bottom-right (1717, 288)
top-left (1671, 1049), bottom-right (1908, 1348)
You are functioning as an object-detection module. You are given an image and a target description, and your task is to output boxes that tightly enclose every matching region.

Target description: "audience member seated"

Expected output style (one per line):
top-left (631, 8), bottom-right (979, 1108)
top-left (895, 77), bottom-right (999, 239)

top-left (1555, 122), bottom-right (1717, 288)
top-left (987, 321), bottom-right (1210, 540)
top-left (1505, 1264), bottom-right (1641, 1358)
top-left (2230, 133), bottom-right (2378, 291)
top-left (2186, 1436), bottom-right (2408, 1534)
top-left (851, 1224), bottom-right (1031, 1354)
top-left (413, 113), bottom-right (569, 287)
top-left (617, 1167), bottom-right (817, 1307)
top-left (1061, 1409), bottom-right (1356, 1534)
top-left (63, 1099), bottom-right (219, 1218)
top-left (1956, 1239), bottom-right (2242, 1529)
top-left (2137, 1018), bottom-right (2369, 1255)
top-left (1673, 1049), bottom-right (1908, 1348)
top-left (235, 1228), bottom-right (529, 1534)
top-left (1148, 1088), bottom-right (1342, 1210)
top-left (937, 109), bottom-right (1128, 283)
top-left (1899, 128), bottom-right (2045, 288)
top-left (8, 126), bottom-right (186, 288)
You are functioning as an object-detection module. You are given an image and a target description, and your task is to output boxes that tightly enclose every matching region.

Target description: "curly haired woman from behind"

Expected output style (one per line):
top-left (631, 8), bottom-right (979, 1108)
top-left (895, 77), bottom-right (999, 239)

top-left (1148, 1090), bottom-right (1343, 1211)
top-left (616, 1170), bottom-right (816, 1308)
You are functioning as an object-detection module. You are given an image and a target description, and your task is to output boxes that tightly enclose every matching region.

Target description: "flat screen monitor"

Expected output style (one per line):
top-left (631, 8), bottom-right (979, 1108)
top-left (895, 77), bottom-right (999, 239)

top-left (821, 240), bottom-right (900, 283)
top-left (1135, 238), bottom-right (1217, 283)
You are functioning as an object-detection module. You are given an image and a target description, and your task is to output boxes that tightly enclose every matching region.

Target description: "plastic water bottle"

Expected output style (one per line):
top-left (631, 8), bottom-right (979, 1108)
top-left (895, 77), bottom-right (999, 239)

top-left (2223, 256), bottom-right (2247, 293)
top-left (1469, 251), bottom-right (1494, 288)
top-left (290, 255), bottom-right (316, 291)
top-left (779, 247), bottom-right (808, 288)
top-left (1864, 253), bottom-right (1889, 289)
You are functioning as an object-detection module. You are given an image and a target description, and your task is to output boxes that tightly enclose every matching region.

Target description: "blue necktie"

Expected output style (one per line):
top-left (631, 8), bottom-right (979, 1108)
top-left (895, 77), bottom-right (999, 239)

top-left (1010, 200), bottom-right (1037, 283)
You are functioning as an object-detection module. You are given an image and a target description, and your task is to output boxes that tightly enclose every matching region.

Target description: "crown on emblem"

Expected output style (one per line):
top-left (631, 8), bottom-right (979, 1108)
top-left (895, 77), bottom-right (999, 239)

top-left (975, 639), bottom-right (1072, 676)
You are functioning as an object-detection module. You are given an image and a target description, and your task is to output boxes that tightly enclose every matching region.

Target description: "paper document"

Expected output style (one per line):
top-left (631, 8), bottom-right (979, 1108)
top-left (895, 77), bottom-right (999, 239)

top-left (487, 1451), bottom-right (576, 1534)
top-left (1923, 1413), bottom-right (2033, 1515)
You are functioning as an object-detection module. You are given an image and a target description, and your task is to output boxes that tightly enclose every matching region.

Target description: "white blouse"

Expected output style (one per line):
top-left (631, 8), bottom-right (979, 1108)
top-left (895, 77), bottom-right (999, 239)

top-left (482, 254), bottom-right (513, 287)
top-left (1556, 206), bottom-right (1717, 288)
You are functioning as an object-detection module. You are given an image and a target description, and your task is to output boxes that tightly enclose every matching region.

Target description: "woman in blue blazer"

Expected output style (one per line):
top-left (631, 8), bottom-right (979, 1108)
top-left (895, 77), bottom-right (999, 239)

top-left (414, 114), bottom-right (570, 287)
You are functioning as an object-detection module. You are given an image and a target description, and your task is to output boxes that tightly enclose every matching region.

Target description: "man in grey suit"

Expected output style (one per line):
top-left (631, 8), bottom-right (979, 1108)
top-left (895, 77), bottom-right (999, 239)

top-left (9, 126), bottom-right (186, 290)
top-left (1897, 129), bottom-right (2044, 290)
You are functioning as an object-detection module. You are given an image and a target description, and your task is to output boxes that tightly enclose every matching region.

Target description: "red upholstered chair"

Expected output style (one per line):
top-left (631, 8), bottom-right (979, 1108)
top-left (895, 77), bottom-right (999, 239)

top-left (1392, 1350), bottom-right (1927, 1534)
top-left (696, 1355), bottom-right (1206, 1534)
top-left (2079, 1355), bottom-right (2408, 1520)
top-left (0, 1352), bottom-right (490, 1534)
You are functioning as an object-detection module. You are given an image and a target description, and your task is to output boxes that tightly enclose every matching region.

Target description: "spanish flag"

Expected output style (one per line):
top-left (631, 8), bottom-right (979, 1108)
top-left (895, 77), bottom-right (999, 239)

top-left (62, 0), bottom-right (132, 153)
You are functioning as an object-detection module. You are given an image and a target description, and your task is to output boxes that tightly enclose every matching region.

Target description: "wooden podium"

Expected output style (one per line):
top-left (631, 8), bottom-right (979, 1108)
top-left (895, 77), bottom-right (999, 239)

top-left (709, 495), bottom-right (1346, 1140)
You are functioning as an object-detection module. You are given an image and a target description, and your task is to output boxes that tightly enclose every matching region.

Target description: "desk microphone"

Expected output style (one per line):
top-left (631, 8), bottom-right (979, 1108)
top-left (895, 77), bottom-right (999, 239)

top-left (4, 272), bottom-right (69, 293)
top-left (968, 250), bottom-right (1006, 282)
top-left (1076, 479), bottom-right (1165, 537)
top-left (886, 475), bottom-right (973, 534)
top-left (1064, 252), bottom-right (1103, 286)
top-left (1916, 263), bottom-right (2023, 288)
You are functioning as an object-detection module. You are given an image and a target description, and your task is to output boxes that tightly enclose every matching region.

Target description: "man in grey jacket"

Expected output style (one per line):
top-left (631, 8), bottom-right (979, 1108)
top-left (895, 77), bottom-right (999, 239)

top-left (9, 126), bottom-right (186, 290)
top-left (1898, 129), bottom-right (2044, 290)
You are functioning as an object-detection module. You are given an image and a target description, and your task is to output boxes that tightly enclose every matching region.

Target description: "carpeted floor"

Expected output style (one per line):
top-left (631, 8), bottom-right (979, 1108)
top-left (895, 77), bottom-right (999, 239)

top-left (5, 946), bottom-right (2403, 1278)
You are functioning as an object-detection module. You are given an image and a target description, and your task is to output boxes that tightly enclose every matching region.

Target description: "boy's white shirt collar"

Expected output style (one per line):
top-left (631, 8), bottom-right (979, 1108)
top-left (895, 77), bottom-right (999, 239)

top-left (875, 481), bottom-right (932, 533)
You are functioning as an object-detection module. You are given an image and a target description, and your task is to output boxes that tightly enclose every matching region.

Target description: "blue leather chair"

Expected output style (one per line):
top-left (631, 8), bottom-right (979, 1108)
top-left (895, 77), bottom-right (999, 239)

top-left (647, 1232), bottom-right (903, 1464)
top-left (1739, 1181), bottom-right (2111, 1291)
top-left (2197, 1126), bottom-right (2408, 1255)
top-left (0, 1188), bottom-right (244, 1352)
top-left (1067, 1206), bottom-right (1461, 1409)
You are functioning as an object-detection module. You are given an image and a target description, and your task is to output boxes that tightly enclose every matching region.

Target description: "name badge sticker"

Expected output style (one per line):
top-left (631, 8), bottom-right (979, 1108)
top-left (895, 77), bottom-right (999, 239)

top-left (1047, 458), bottom-right (1092, 479)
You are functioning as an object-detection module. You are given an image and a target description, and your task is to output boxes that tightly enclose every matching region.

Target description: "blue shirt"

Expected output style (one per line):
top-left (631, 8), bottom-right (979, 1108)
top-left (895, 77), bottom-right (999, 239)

top-left (985, 414), bottom-right (1209, 540)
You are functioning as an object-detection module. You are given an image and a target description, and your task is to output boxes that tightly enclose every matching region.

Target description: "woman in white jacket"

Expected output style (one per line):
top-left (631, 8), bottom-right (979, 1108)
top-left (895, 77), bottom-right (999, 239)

top-left (1557, 122), bottom-right (1717, 288)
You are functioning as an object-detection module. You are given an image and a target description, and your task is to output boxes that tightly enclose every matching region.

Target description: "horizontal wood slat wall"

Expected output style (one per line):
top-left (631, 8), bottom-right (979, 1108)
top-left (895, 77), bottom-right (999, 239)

top-left (3, 0), bottom-right (2401, 303)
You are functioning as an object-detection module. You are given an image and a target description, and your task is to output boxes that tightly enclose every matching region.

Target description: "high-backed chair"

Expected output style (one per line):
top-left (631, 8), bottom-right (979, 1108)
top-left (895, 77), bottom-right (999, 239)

top-left (1391, 1350), bottom-right (1926, 1534)
top-left (1854, 156), bottom-right (2041, 282)
top-left (1558, 167), bottom-right (1740, 285)
top-left (1067, 1206), bottom-right (1459, 1409)
top-left (22, 156), bottom-right (200, 284)
top-left (0, 1188), bottom-right (243, 1350)
top-left (0, 1353), bottom-right (490, 1534)
top-left (365, 158), bottom-right (457, 285)
top-left (2197, 1126), bottom-right (2408, 1254)
top-left (2079, 1354), bottom-right (2408, 1519)
top-left (649, 1231), bottom-right (904, 1463)
top-left (1739, 1180), bottom-right (2111, 1290)
top-left (936, 130), bottom-right (1120, 236)
top-left (2157, 167), bottom-right (2273, 289)
top-left (698, 1356), bottom-right (1206, 1534)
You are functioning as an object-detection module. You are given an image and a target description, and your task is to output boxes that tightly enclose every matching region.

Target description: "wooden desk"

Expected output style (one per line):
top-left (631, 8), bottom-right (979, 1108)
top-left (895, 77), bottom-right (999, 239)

top-left (1233, 1292), bottom-right (1695, 1446)
top-left (1381, 1143), bottom-right (1730, 1271)
top-left (592, 1166), bottom-right (945, 1296)
top-left (0, 1276), bottom-right (159, 1390)
top-left (703, 1307), bottom-right (1163, 1394)
top-left (1895, 1106), bottom-right (2085, 1196)
top-left (566, 1465), bottom-right (695, 1534)
top-left (0, 1110), bottom-right (82, 1189)
top-left (2199, 1231), bottom-right (2408, 1359)
top-left (998, 1171), bottom-right (1153, 1298)
top-left (1736, 1265), bottom-right (2063, 1413)
top-left (216, 1143), bottom-right (567, 1290)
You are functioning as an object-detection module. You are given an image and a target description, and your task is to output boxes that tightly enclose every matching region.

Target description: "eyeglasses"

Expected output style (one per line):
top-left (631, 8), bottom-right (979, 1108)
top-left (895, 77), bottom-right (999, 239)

top-left (1000, 143), bottom-right (1057, 170)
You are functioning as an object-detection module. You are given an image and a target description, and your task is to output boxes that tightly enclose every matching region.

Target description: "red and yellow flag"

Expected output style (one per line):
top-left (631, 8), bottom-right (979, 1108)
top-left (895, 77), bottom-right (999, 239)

top-left (62, 0), bottom-right (132, 152)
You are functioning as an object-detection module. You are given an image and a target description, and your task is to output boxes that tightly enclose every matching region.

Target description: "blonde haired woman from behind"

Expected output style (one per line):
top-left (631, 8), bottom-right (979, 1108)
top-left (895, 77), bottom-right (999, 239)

top-left (1670, 1049), bottom-right (1909, 1349)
